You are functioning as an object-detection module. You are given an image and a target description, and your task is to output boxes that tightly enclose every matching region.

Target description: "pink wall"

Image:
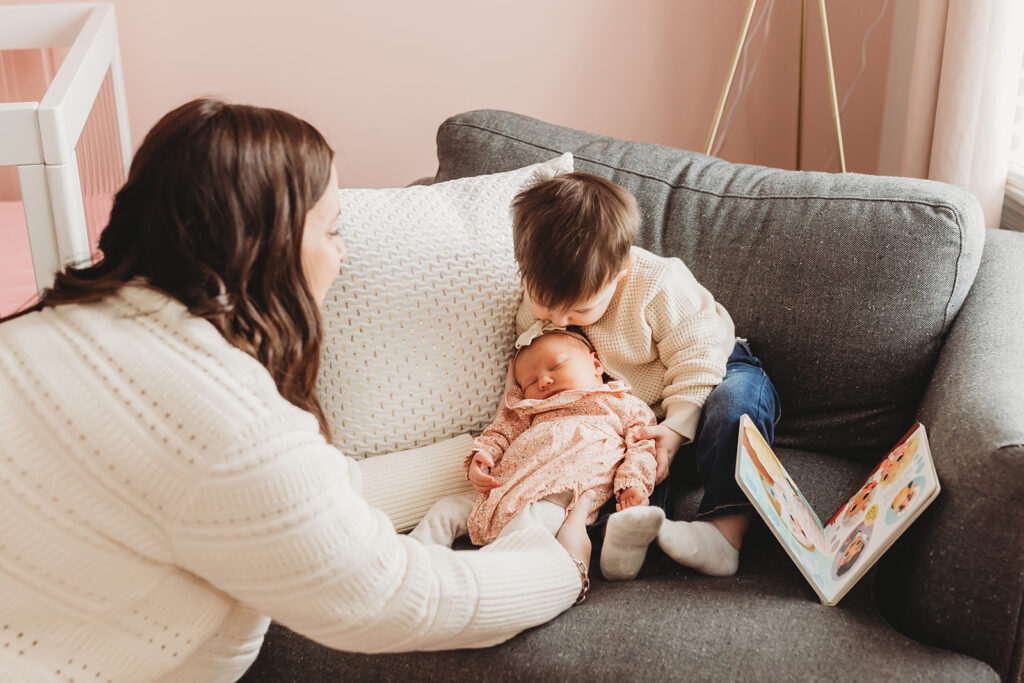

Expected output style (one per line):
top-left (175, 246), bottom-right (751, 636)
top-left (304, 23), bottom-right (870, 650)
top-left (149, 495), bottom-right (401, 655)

top-left (714, 0), bottom-right (897, 173)
top-left (1, 0), bottom-right (895, 189)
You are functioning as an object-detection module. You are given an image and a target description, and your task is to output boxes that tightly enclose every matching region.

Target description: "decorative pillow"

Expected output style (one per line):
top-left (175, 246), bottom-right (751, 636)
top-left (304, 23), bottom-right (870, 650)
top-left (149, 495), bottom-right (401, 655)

top-left (357, 434), bottom-right (475, 532)
top-left (318, 153), bottom-right (574, 459)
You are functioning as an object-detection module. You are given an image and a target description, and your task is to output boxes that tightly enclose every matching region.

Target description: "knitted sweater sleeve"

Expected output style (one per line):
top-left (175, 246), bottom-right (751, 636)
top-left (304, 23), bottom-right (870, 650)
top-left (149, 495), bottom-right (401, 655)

top-left (169, 412), bottom-right (580, 653)
top-left (646, 260), bottom-right (730, 442)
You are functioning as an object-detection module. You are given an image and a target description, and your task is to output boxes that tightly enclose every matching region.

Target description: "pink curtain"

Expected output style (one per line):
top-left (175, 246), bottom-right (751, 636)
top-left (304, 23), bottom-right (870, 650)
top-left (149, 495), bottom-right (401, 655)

top-left (899, 0), bottom-right (1023, 230)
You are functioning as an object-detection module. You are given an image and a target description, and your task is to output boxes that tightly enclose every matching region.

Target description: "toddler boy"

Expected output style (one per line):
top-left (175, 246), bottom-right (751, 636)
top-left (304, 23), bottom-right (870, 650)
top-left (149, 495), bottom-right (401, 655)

top-left (511, 171), bottom-right (780, 577)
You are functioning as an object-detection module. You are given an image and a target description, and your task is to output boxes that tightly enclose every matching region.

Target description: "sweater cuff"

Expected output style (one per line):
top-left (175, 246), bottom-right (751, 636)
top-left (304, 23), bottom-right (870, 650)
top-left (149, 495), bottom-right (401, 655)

top-left (614, 477), bottom-right (652, 497)
top-left (454, 527), bottom-right (580, 648)
top-left (662, 405), bottom-right (700, 443)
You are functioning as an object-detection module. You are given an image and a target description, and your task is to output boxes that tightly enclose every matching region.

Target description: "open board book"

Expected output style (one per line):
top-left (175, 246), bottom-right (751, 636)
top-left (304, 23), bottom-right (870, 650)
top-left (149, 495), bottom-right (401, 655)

top-left (735, 415), bottom-right (940, 606)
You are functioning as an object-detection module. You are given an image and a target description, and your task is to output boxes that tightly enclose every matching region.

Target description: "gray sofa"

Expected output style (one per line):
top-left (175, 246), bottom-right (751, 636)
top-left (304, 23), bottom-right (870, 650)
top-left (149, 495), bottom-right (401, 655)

top-left (242, 110), bottom-right (1024, 681)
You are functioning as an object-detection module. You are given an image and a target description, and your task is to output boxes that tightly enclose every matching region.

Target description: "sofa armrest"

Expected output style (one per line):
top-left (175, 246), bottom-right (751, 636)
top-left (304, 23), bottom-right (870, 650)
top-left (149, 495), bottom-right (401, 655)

top-left (875, 228), bottom-right (1024, 681)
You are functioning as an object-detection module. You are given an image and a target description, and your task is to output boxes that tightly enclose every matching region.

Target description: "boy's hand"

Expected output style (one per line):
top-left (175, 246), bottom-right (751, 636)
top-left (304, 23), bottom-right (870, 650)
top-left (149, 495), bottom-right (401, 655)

top-left (468, 452), bottom-right (499, 493)
top-left (634, 424), bottom-right (685, 484)
top-left (615, 486), bottom-right (649, 511)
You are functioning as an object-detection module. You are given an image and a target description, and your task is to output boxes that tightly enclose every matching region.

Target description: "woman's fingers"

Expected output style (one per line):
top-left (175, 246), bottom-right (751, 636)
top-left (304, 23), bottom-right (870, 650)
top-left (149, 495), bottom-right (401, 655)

top-left (564, 490), bottom-right (595, 525)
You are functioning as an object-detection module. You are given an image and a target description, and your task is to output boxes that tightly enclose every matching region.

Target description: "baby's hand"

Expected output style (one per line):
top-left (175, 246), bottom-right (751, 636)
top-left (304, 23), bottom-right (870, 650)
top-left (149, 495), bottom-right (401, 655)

top-left (615, 486), bottom-right (649, 511)
top-left (634, 424), bottom-right (685, 485)
top-left (468, 452), bottom-right (499, 493)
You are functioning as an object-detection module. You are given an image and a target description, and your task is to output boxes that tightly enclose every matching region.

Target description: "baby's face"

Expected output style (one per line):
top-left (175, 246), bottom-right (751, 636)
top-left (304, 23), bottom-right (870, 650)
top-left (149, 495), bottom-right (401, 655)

top-left (514, 333), bottom-right (603, 400)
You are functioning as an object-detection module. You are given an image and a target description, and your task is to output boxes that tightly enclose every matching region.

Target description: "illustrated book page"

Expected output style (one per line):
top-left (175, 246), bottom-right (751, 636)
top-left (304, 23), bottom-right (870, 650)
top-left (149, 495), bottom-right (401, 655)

top-left (735, 415), bottom-right (939, 605)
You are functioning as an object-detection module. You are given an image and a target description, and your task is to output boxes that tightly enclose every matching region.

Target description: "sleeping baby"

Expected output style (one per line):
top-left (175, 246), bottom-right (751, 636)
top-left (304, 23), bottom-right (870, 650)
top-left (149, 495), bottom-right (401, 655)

top-left (410, 326), bottom-right (665, 580)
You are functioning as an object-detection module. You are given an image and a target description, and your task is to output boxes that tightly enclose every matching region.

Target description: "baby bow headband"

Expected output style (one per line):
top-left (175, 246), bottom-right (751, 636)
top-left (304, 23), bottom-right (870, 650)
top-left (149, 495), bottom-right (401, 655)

top-left (514, 320), bottom-right (594, 352)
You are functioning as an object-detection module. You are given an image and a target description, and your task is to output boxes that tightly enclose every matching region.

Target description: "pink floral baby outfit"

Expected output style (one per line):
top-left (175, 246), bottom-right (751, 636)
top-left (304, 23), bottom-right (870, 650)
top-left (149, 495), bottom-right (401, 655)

top-left (466, 379), bottom-right (658, 545)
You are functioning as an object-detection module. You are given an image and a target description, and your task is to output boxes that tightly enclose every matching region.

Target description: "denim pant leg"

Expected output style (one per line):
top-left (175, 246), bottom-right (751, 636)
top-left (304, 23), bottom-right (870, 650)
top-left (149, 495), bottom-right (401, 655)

top-left (694, 340), bottom-right (780, 520)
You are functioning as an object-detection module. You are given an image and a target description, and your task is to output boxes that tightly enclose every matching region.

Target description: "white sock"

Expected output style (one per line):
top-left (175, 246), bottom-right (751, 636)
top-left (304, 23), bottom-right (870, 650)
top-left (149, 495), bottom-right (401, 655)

top-left (657, 520), bottom-right (740, 576)
top-left (408, 493), bottom-right (475, 547)
top-left (600, 506), bottom-right (665, 581)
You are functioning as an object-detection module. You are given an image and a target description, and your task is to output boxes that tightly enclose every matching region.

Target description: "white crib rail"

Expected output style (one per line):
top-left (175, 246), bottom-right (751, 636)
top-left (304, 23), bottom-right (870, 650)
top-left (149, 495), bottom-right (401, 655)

top-left (0, 3), bottom-right (130, 297)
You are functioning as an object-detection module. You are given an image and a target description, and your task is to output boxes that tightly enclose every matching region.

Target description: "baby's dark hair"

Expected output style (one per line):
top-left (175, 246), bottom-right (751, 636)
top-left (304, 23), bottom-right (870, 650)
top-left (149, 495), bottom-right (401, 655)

top-left (511, 172), bottom-right (639, 310)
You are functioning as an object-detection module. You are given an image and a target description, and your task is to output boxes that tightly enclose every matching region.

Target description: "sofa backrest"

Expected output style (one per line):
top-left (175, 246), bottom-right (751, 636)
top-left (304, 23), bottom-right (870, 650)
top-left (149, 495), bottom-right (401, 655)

top-left (435, 110), bottom-right (985, 456)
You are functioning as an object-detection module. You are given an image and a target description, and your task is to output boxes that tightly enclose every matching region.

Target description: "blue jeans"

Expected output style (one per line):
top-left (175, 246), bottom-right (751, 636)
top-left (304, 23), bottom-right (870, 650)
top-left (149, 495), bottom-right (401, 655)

top-left (652, 339), bottom-right (780, 520)
top-left (589, 340), bottom-right (780, 535)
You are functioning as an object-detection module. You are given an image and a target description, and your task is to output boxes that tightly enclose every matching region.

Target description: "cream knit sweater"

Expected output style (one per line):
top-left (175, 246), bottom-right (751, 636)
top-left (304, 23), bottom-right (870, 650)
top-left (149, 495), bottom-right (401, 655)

top-left (0, 284), bottom-right (579, 682)
top-left (517, 246), bottom-right (736, 443)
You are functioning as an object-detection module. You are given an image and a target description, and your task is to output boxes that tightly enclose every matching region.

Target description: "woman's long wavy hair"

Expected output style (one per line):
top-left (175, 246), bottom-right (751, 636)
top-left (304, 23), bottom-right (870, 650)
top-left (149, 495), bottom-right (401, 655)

top-left (3, 98), bottom-right (335, 439)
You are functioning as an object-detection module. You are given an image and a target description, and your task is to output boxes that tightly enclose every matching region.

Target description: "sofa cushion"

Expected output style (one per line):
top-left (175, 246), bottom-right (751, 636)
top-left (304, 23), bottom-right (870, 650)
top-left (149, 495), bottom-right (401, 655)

top-left (242, 446), bottom-right (1000, 681)
top-left (434, 110), bottom-right (985, 456)
top-left (242, 527), bottom-right (998, 682)
top-left (317, 153), bottom-right (572, 458)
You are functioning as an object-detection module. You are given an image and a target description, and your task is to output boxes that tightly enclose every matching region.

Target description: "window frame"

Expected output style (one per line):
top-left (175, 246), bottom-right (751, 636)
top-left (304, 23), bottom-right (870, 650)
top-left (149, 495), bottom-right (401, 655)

top-left (1002, 52), bottom-right (1024, 231)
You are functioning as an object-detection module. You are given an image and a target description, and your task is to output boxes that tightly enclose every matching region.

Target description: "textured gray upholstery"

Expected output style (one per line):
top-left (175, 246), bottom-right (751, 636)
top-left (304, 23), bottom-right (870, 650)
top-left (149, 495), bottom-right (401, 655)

top-left (434, 110), bottom-right (984, 457)
top-left (242, 111), bottom-right (1021, 681)
top-left (877, 228), bottom-right (1024, 679)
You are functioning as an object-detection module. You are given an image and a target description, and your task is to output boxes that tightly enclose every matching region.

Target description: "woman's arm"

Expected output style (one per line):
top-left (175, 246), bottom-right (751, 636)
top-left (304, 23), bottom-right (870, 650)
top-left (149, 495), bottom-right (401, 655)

top-left (168, 411), bottom-right (580, 653)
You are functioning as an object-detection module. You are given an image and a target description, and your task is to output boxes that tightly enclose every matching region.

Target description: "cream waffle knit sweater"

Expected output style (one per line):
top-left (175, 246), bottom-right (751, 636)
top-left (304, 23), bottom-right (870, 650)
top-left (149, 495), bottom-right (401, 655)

top-left (517, 246), bottom-right (736, 443)
top-left (0, 284), bottom-right (579, 682)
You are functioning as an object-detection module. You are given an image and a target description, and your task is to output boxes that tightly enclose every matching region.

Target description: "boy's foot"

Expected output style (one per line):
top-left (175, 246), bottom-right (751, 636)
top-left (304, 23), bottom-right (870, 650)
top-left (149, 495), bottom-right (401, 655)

top-left (657, 520), bottom-right (740, 576)
top-left (600, 506), bottom-right (665, 581)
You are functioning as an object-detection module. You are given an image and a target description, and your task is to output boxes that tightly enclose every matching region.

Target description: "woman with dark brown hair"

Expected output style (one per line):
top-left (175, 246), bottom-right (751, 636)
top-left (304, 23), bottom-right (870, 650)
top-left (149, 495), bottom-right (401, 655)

top-left (0, 99), bottom-right (591, 681)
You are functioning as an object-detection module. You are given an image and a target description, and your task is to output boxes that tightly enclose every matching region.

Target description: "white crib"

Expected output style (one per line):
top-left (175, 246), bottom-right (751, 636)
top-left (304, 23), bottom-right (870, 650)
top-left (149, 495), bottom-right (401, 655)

top-left (0, 2), bottom-right (130, 313)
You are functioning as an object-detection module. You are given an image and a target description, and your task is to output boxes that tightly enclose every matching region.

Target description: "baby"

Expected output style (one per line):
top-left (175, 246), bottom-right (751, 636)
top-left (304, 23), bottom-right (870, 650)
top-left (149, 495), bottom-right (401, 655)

top-left (411, 327), bottom-right (664, 579)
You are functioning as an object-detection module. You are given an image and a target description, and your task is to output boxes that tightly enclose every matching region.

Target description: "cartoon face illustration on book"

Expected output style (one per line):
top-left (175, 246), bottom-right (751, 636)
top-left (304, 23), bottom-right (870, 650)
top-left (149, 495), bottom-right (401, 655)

top-left (884, 475), bottom-right (927, 525)
top-left (783, 486), bottom-right (824, 552)
top-left (878, 433), bottom-right (918, 487)
top-left (833, 524), bottom-right (873, 578)
top-left (843, 480), bottom-right (878, 521)
top-left (743, 422), bottom-right (786, 483)
top-left (760, 479), bottom-right (783, 517)
top-left (892, 480), bottom-right (919, 512)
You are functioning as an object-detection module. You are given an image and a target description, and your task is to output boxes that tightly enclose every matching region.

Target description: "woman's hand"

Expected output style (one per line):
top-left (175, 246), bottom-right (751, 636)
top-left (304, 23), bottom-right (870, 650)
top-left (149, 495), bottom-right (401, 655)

top-left (555, 490), bottom-right (595, 577)
top-left (634, 424), bottom-right (686, 484)
top-left (467, 452), bottom-right (499, 493)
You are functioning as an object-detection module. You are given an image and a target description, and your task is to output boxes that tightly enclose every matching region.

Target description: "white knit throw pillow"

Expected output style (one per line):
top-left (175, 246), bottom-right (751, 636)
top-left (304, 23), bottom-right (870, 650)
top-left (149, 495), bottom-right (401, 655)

top-left (318, 153), bottom-right (574, 459)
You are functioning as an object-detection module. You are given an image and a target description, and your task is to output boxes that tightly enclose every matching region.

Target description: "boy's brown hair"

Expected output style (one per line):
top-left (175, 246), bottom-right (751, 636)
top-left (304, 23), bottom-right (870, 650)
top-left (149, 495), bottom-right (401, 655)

top-left (511, 171), bottom-right (639, 310)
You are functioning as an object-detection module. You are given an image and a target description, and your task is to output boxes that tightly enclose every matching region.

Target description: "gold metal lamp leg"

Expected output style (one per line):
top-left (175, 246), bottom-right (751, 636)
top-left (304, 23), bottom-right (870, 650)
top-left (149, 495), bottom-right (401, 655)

top-left (797, 0), bottom-right (806, 170)
top-left (819, 0), bottom-right (846, 172)
top-left (705, 0), bottom-right (758, 156)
